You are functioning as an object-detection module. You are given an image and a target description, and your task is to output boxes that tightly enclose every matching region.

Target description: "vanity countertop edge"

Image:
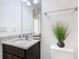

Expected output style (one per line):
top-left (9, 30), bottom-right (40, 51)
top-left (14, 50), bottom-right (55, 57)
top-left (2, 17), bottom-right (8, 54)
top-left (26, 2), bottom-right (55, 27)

top-left (1, 38), bottom-right (40, 50)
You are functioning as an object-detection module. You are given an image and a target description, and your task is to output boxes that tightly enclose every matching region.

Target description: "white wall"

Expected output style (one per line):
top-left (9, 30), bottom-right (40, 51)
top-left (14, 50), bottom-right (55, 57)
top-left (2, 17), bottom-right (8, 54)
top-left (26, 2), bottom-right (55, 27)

top-left (41, 0), bottom-right (78, 59)
top-left (0, 0), bottom-right (21, 36)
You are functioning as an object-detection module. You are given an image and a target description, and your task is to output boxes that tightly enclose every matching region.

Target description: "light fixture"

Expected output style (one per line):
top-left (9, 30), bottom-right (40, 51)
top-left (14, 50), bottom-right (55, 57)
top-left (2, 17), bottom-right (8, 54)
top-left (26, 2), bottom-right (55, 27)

top-left (22, 0), bottom-right (26, 2)
top-left (33, 0), bottom-right (39, 4)
top-left (26, 1), bottom-right (31, 6)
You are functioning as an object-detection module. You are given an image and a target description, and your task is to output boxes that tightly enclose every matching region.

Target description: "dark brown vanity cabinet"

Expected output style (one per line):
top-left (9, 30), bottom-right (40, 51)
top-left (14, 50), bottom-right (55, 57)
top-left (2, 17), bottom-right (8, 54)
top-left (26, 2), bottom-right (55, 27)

top-left (3, 42), bottom-right (40, 59)
top-left (3, 53), bottom-right (21, 59)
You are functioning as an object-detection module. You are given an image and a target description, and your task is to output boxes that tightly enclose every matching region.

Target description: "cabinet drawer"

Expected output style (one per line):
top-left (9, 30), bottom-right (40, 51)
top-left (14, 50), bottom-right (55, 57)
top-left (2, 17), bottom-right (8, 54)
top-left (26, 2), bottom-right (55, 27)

top-left (13, 55), bottom-right (22, 59)
top-left (3, 44), bottom-right (25, 58)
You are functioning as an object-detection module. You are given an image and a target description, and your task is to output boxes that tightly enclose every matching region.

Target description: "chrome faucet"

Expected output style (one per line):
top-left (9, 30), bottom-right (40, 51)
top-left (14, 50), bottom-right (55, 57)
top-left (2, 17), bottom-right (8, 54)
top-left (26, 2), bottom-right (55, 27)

top-left (19, 34), bottom-right (23, 38)
top-left (19, 33), bottom-right (33, 40)
top-left (24, 35), bottom-right (28, 40)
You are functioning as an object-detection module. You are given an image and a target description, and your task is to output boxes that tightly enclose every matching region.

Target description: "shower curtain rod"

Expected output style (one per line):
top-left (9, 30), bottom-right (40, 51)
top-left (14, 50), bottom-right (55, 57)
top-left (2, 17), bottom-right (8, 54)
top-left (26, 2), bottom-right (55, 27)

top-left (44, 7), bottom-right (78, 15)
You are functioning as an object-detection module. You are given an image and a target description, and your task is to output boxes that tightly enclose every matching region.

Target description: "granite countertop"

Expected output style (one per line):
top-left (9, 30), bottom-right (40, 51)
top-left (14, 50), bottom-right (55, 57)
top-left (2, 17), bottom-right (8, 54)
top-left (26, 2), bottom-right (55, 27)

top-left (1, 38), bottom-right (40, 50)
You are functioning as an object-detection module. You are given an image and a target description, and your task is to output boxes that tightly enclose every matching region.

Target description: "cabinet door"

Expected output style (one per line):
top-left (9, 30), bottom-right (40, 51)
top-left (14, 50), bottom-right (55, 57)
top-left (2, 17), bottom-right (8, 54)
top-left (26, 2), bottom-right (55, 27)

top-left (13, 56), bottom-right (22, 59)
top-left (3, 52), bottom-right (6, 59)
top-left (5, 53), bottom-right (12, 59)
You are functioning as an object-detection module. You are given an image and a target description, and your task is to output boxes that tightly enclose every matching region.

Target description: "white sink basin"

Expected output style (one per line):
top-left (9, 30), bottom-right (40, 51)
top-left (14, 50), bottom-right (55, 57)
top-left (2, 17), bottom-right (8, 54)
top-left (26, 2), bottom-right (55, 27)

top-left (10, 38), bottom-right (33, 44)
top-left (13, 39), bottom-right (32, 45)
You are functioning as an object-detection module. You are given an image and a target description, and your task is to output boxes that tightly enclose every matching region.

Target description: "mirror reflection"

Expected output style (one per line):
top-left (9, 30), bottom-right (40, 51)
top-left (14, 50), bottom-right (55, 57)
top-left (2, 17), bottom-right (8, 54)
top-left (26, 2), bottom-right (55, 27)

top-left (21, 0), bottom-right (41, 36)
top-left (0, 0), bottom-right (41, 38)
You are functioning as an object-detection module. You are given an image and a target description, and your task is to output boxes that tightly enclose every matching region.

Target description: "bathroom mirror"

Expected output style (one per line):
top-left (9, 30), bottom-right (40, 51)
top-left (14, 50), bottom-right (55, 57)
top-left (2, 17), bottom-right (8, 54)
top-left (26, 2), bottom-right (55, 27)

top-left (0, 0), bottom-right (22, 36)
top-left (0, 0), bottom-right (41, 37)
top-left (21, 0), bottom-right (41, 36)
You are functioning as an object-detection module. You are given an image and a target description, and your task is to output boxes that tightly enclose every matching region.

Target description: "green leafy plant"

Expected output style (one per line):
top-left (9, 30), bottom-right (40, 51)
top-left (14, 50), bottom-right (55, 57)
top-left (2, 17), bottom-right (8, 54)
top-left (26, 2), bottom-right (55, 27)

top-left (53, 23), bottom-right (68, 42)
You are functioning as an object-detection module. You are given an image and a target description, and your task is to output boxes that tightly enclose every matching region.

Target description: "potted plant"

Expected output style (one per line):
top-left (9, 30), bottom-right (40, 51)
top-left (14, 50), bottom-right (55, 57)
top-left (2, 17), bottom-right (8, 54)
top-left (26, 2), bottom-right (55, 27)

top-left (53, 23), bottom-right (68, 48)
